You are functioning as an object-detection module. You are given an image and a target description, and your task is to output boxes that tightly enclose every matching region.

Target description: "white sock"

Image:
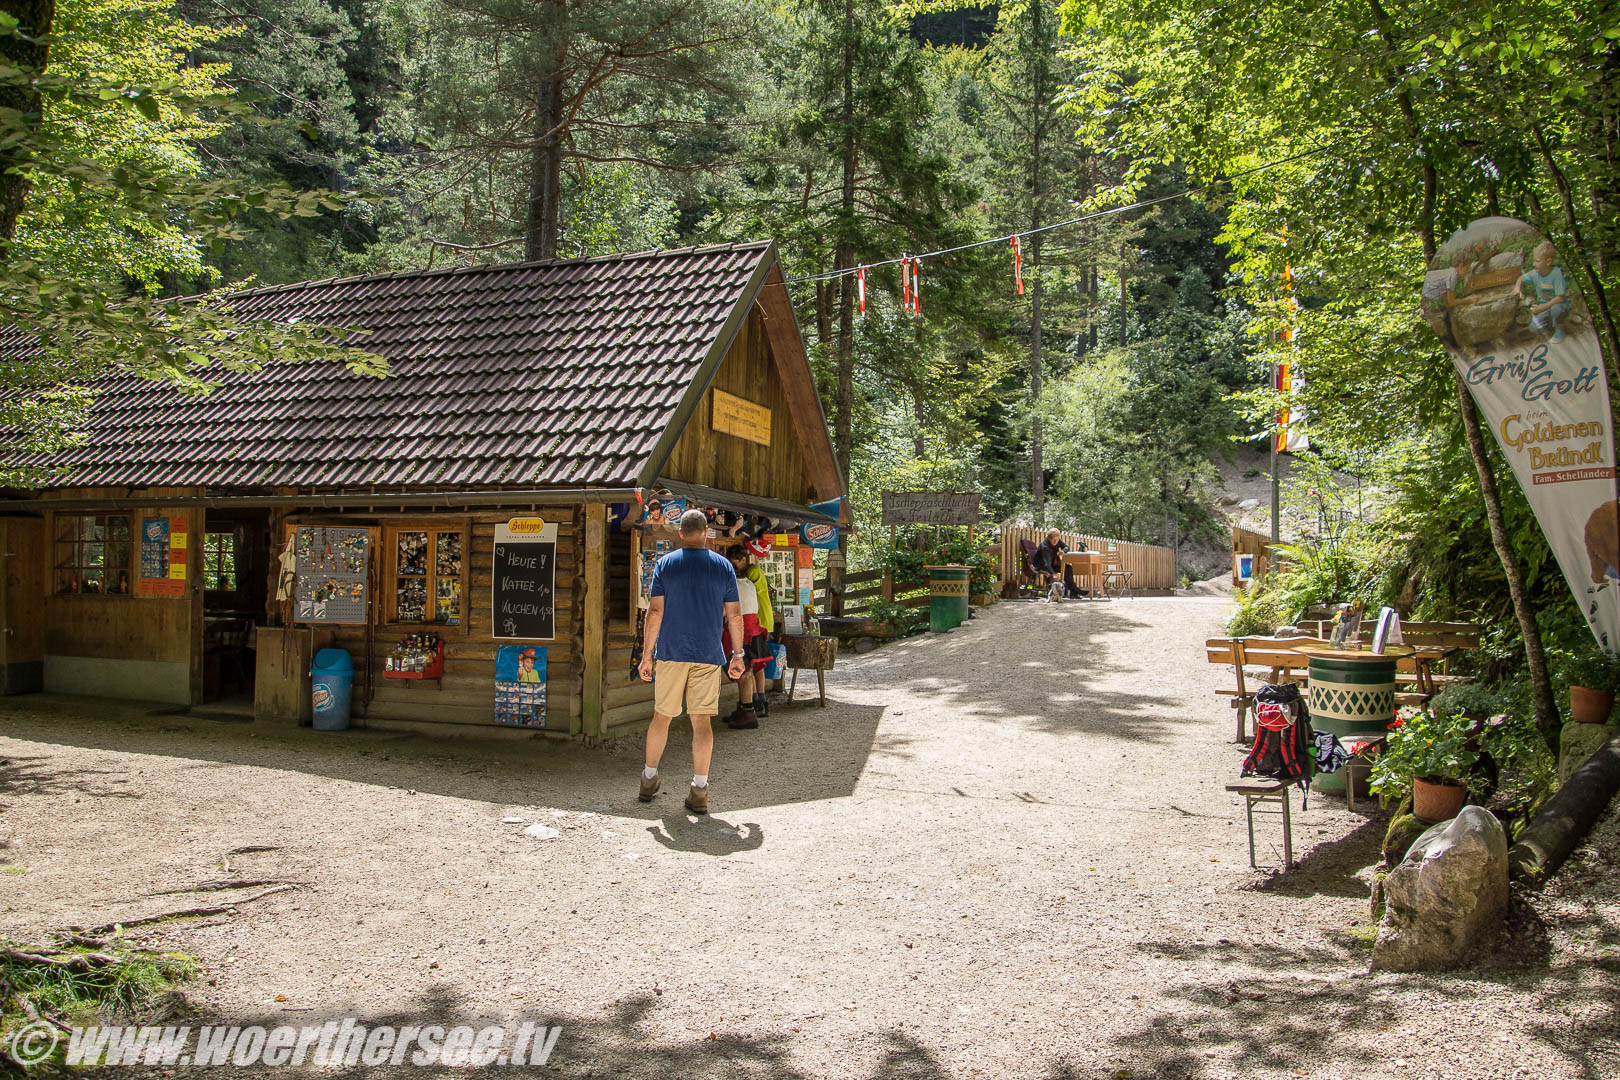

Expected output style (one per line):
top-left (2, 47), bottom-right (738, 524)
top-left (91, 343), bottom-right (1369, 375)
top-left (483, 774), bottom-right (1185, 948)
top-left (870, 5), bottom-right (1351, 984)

top-left (642, 766), bottom-right (658, 780)
top-left (692, 774), bottom-right (708, 788)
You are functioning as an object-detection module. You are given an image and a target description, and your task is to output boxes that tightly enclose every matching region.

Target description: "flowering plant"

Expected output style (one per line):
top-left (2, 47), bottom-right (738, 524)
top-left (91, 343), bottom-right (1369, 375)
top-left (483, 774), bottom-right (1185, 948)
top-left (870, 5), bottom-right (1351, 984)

top-left (1368, 710), bottom-right (1480, 798)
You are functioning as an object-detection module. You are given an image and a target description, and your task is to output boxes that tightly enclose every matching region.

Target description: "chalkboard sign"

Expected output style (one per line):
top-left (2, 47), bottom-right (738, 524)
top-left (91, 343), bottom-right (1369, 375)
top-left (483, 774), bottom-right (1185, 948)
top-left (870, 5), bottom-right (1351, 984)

top-left (493, 519), bottom-right (557, 641)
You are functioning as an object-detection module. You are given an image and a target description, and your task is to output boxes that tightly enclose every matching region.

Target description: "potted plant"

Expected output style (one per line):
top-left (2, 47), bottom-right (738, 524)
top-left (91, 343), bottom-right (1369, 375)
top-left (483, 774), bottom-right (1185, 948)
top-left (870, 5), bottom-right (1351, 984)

top-left (1369, 710), bottom-right (1480, 824)
top-left (1561, 647), bottom-right (1620, 724)
top-left (1427, 683), bottom-right (1504, 726)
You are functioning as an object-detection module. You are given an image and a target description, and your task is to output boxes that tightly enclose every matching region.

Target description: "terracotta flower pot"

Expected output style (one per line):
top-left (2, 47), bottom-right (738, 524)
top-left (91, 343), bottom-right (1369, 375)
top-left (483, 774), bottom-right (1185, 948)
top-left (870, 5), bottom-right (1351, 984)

top-left (1569, 685), bottom-right (1615, 724)
top-left (1412, 776), bottom-right (1467, 824)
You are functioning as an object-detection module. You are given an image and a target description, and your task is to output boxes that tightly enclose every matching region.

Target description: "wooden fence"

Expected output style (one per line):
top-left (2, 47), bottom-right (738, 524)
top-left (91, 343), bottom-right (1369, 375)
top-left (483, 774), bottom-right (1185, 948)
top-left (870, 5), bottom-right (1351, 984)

top-left (997, 526), bottom-right (1177, 593)
top-left (812, 528), bottom-right (1176, 616)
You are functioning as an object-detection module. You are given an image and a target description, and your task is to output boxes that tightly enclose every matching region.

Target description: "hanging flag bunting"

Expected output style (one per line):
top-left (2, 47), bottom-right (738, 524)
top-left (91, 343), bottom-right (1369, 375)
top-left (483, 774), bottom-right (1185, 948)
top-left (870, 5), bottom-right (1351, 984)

top-left (857, 266), bottom-right (866, 314)
top-left (901, 257), bottom-right (911, 312)
top-left (1420, 216), bottom-right (1620, 650)
top-left (910, 257), bottom-right (921, 316)
top-left (1010, 236), bottom-right (1024, 295)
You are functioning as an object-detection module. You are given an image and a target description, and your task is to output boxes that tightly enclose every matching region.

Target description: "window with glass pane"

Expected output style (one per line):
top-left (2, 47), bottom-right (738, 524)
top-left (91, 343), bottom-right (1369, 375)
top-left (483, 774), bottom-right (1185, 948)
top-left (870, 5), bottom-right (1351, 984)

top-left (391, 527), bottom-right (462, 624)
top-left (203, 532), bottom-right (237, 592)
top-left (434, 531), bottom-right (462, 624)
top-left (55, 514), bottom-right (131, 594)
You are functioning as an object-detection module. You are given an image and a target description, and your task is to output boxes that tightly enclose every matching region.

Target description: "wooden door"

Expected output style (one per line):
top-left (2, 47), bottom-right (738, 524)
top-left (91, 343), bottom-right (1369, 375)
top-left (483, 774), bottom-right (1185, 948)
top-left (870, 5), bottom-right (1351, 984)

top-left (0, 517), bottom-right (44, 693)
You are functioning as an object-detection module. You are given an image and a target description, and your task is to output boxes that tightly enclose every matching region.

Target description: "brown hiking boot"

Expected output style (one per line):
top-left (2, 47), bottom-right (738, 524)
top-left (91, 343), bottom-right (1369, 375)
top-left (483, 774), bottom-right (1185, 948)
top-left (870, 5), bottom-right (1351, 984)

top-left (638, 773), bottom-right (661, 802)
top-left (684, 784), bottom-right (709, 814)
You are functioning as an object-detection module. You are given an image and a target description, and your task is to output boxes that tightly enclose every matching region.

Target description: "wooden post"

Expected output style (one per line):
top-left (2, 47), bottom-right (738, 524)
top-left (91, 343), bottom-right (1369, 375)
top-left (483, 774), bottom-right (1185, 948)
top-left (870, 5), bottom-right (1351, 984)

top-left (581, 502), bottom-right (608, 740)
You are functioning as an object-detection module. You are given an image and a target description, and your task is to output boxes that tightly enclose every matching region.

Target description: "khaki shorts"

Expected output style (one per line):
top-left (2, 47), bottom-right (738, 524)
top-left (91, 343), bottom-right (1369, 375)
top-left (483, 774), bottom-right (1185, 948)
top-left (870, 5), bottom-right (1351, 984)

top-left (653, 661), bottom-right (722, 717)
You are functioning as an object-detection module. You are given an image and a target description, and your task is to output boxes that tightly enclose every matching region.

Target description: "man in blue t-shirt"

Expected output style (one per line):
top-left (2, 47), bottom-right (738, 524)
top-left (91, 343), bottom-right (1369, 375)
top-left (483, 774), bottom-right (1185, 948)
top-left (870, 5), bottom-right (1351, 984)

top-left (636, 508), bottom-right (744, 813)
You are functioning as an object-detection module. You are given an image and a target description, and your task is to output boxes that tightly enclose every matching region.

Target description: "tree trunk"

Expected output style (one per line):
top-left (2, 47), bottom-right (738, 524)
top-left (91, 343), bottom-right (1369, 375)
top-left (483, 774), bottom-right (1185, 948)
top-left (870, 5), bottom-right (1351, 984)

top-left (1367, 0), bottom-right (1560, 741)
top-left (523, 0), bottom-right (567, 262)
top-left (828, 0), bottom-right (857, 617)
top-left (0, 0), bottom-right (54, 249)
top-left (1027, 0), bottom-right (1047, 527)
top-left (1029, 228), bottom-right (1044, 527)
top-left (1529, 121), bottom-right (1620, 368)
top-left (1118, 245), bottom-right (1128, 345)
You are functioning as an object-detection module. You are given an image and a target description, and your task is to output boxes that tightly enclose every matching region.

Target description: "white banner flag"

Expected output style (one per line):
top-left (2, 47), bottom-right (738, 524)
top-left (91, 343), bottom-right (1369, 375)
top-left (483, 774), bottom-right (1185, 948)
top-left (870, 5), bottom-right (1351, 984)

top-left (1422, 216), bottom-right (1620, 651)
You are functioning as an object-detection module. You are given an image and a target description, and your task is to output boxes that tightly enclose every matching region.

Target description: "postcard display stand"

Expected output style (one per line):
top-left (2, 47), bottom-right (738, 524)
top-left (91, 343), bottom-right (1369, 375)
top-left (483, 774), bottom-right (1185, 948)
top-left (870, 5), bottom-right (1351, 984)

top-left (294, 527), bottom-right (370, 624)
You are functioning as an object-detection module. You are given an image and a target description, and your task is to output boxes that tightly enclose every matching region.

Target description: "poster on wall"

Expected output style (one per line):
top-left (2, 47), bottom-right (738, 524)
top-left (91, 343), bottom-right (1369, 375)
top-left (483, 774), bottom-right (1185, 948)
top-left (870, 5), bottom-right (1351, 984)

top-left (294, 526), bottom-right (369, 623)
top-left (139, 516), bottom-right (187, 596)
top-left (761, 542), bottom-right (798, 610)
top-left (638, 535), bottom-right (673, 610)
top-left (1420, 216), bottom-right (1620, 649)
top-left (493, 519), bottom-right (557, 640)
top-left (494, 644), bottom-right (547, 727)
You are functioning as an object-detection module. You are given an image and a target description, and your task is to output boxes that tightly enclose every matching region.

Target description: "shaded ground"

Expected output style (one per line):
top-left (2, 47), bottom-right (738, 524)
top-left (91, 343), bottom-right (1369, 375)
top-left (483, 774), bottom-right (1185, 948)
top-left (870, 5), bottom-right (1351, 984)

top-left (0, 596), bottom-right (1614, 1078)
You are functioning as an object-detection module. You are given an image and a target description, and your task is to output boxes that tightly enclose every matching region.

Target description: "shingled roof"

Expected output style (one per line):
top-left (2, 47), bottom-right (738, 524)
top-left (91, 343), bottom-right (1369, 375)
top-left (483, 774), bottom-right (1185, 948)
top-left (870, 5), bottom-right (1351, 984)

top-left (15, 241), bottom-right (784, 488)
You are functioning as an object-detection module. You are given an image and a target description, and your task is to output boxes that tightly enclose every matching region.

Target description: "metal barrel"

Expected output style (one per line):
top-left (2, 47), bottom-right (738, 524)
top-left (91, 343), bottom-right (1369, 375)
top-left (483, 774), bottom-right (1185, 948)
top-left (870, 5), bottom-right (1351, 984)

top-left (925, 565), bottom-right (971, 633)
top-left (1307, 653), bottom-right (1398, 793)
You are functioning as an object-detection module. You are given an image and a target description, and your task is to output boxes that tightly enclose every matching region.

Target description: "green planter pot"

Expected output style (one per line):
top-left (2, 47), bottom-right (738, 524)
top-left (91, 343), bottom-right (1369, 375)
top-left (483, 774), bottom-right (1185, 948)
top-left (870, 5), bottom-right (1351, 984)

top-left (924, 564), bottom-right (971, 633)
top-left (1296, 646), bottom-right (1408, 794)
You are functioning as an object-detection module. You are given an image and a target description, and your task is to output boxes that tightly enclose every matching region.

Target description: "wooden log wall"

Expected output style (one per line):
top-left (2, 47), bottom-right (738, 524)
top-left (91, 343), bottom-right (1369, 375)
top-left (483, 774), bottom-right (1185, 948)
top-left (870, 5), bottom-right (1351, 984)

top-left (659, 307), bottom-right (817, 506)
top-left (997, 527), bottom-right (1177, 592)
top-left (312, 511), bottom-right (584, 735)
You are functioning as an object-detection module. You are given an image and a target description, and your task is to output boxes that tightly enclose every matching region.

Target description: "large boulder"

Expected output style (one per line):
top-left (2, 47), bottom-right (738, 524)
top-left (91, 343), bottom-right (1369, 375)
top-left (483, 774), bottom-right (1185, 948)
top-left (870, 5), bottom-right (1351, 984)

top-left (1559, 721), bottom-right (1620, 785)
top-left (1371, 806), bottom-right (1509, 972)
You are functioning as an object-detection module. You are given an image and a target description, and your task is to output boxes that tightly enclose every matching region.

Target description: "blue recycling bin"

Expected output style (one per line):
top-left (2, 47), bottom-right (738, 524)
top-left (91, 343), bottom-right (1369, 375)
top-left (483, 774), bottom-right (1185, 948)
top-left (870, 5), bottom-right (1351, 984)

top-left (310, 648), bottom-right (354, 731)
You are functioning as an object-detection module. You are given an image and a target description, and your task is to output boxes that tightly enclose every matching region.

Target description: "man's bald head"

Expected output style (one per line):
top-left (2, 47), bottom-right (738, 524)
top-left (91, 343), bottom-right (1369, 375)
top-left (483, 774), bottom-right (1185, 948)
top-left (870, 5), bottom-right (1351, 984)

top-left (679, 508), bottom-right (708, 538)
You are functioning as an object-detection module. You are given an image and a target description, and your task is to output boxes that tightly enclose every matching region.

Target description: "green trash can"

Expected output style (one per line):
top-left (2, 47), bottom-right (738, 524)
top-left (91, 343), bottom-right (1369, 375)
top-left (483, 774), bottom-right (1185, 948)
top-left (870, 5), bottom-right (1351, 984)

top-left (1297, 645), bottom-right (1409, 794)
top-left (925, 564), bottom-right (972, 633)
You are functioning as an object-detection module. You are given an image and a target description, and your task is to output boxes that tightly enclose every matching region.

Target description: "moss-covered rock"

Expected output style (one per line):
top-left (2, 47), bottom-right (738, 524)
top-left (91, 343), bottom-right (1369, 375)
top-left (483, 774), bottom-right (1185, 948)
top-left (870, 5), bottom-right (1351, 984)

top-left (1559, 721), bottom-right (1620, 785)
top-left (1384, 808), bottom-right (1430, 867)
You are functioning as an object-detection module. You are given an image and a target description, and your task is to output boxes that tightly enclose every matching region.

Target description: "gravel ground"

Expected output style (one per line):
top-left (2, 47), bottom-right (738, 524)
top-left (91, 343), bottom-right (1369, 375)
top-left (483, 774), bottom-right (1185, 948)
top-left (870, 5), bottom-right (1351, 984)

top-left (0, 595), bottom-right (1615, 1079)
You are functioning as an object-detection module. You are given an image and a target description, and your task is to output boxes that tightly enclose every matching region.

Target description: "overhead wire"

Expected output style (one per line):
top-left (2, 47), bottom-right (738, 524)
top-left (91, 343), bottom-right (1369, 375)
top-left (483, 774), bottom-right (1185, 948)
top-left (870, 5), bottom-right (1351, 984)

top-left (777, 142), bottom-right (1337, 287)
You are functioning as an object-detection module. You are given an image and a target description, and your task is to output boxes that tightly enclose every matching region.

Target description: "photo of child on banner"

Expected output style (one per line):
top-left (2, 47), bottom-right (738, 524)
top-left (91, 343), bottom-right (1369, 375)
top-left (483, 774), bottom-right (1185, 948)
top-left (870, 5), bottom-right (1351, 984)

top-left (1421, 217), bottom-right (1620, 650)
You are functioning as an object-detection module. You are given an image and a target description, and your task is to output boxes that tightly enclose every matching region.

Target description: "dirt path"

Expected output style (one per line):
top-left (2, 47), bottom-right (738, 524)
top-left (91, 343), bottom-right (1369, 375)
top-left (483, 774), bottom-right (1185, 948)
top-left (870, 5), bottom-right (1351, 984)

top-left (0, 596), bottom-right (1615, 1079)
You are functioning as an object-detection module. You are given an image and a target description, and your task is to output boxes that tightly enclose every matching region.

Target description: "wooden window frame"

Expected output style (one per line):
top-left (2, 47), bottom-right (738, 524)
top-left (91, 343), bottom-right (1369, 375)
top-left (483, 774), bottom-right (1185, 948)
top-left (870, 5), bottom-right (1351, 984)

top-left (51, 511), bottom-right (135, 596)
top-left (202, 529), bottom-right (239, 595)
top-left (382, 519), bottom-right (471, 631)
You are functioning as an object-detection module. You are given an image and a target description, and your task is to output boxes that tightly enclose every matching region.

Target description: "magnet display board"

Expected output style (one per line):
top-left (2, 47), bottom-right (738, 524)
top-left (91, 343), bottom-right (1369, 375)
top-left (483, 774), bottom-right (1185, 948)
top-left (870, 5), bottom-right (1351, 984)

top-left (493, 519), bottom-right (557, 641)
top-left (294, 526), bottom-right (370, 623)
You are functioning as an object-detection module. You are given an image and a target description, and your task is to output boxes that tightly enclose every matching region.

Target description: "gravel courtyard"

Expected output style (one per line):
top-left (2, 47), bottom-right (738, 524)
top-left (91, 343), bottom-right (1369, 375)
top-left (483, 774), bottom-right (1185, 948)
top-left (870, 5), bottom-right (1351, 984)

top-left (0, 595), bottom-right (1615, 1079)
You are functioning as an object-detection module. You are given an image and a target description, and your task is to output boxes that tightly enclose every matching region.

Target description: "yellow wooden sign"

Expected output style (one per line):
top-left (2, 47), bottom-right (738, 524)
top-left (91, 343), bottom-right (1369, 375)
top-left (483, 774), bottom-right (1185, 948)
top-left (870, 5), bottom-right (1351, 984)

top-left (712, 389), bottom-right (772, 446)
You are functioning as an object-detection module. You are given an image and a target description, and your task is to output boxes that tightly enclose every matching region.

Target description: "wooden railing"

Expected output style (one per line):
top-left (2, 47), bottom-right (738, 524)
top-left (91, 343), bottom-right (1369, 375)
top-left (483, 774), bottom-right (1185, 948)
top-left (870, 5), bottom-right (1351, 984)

top-left (997, 526), bottom-right (1176, 592)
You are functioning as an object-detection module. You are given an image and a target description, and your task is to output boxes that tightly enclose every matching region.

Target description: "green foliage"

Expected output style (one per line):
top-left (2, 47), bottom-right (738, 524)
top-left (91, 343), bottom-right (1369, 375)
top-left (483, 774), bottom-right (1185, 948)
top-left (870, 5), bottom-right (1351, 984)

top-left (863, 595), bottom-right (926, 636)
top-left (1370, 711), bottom-right (1481, 794)
top-left (0, 0), bottom-right (385, 478)
top-left (1225, 575), bottom-right (1289, 636)
top-left (1555, 645), bottom-right (1620, 693)
top-left (0, 939), bottom-right (196, 1068)
top-left (1428, 682), bottom-right (1507, 720)
top-left (872, 526), bottom-right (996, 597)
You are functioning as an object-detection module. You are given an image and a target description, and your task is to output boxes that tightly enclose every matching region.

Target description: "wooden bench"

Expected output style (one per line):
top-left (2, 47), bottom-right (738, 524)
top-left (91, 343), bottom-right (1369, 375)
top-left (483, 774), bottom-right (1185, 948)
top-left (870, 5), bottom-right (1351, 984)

top-left (1206, 636), bottom-right (1325, 743)
top-left (1208, 635), bottom-right (1468, 740)
top-left (1298, 620), bottom-right (1481, 674)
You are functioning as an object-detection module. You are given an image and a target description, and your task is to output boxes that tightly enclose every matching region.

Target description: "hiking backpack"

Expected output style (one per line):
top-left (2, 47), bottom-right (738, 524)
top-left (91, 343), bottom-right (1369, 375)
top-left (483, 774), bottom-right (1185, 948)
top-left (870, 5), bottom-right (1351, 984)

top-left (1241, 683), bottom-right (1315, 789)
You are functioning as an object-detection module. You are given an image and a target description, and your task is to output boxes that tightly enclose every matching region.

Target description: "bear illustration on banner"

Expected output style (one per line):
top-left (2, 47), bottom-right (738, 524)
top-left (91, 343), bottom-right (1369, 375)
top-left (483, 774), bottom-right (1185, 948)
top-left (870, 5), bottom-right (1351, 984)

top-left (1421, 217), bottom-right (1620, 650)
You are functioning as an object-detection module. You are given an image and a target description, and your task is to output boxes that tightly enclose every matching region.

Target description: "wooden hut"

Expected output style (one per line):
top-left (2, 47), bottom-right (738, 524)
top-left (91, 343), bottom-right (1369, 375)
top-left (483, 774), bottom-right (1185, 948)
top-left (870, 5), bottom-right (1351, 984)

top-left (0, 241), bottom-right (844, 741)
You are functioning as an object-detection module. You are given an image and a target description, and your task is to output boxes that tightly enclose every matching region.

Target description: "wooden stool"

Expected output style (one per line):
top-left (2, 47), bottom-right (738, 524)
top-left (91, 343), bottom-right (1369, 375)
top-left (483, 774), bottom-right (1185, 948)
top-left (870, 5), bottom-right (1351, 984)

top-left (1225, 779), bottom-right (1295, 869)
top-left (783, 634), bottom-right (837, 708)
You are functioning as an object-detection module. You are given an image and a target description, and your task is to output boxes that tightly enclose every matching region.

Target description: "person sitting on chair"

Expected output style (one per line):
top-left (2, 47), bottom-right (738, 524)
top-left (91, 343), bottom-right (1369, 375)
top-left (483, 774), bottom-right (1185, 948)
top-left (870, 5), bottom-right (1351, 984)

top-left (1032, 529), bottom-right (1086, 600)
